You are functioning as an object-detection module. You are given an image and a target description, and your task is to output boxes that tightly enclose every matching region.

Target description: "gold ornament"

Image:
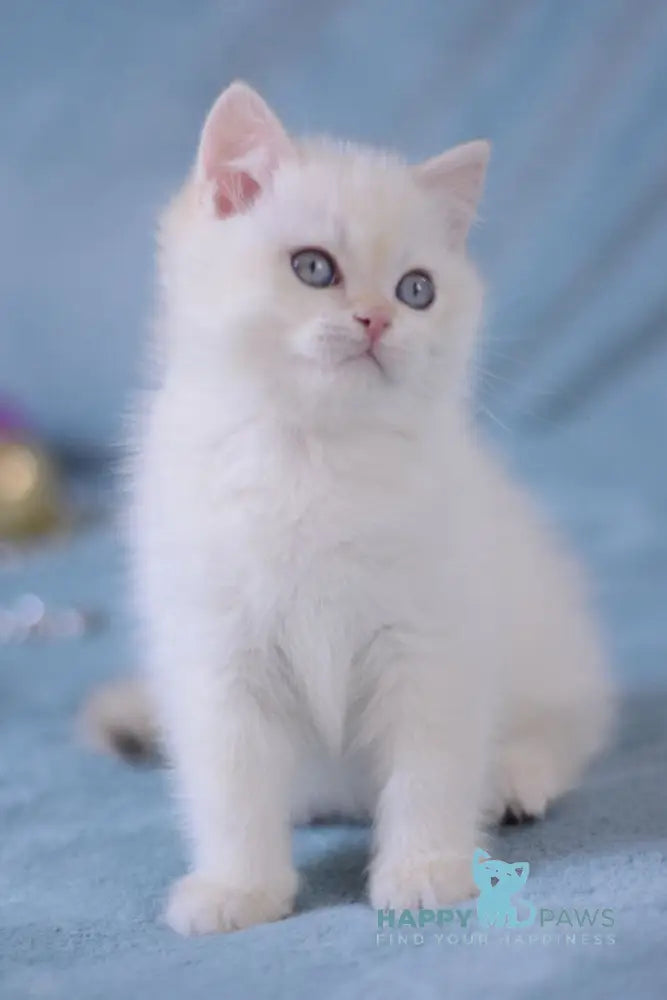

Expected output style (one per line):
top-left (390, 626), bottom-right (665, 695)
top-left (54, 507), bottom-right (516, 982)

top-left (0, 441), bottom-right (65, 539)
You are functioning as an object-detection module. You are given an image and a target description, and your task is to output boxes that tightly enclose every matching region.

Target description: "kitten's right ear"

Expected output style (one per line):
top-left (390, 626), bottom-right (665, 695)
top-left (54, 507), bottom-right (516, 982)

top-left (196, 81), bottom-right (294, 218)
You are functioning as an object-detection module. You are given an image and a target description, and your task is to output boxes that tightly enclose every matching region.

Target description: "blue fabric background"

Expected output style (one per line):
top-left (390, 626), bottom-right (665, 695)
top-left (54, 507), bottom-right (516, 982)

top-left (1, 2), bottom-right (666, 997)
top-left (3, 0), bottom-right (667, 476)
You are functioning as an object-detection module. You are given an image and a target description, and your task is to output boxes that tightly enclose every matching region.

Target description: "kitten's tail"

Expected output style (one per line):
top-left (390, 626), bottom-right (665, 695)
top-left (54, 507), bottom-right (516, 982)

top-left (78, 677), bottom-right (160, 763)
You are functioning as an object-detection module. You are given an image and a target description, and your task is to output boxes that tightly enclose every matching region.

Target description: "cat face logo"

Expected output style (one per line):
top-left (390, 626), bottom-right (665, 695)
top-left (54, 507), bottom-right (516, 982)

top-left (472, 848), bottom-right (536, 928)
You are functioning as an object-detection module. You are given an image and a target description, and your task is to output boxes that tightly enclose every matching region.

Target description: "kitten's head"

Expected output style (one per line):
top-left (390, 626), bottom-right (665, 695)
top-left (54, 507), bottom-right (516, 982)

top-left (160, 82), bottom-right (488, 429)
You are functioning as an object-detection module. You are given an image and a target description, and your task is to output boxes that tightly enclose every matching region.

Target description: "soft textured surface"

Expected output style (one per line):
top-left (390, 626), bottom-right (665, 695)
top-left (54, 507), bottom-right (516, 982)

top-left (1, 477), bottom-right (666, 999)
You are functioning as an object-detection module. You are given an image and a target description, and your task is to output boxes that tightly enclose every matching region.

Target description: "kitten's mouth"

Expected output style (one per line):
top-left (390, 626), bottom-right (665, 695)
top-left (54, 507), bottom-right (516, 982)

top-left (344, 348), bottom-right (386, 375)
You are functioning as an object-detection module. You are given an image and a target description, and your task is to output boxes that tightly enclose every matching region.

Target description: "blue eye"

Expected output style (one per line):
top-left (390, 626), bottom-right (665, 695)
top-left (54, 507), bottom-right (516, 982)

top-left (291, 248), bottom-right (339, 288)
top-left (396, 270), bottom-right (435, 309)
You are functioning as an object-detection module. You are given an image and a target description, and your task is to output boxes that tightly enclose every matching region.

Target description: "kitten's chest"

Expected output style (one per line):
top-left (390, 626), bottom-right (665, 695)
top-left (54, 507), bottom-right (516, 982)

top-left (217, 460), bottom-right (366, 584)
top-left (203, 430), bottom-right (421, 640)
top-left (212, 451), bottom-right (379, 736)
top-left (149, 411), bottom-right (432, 623)
top-left (208, 430), bottom-right (402, 571)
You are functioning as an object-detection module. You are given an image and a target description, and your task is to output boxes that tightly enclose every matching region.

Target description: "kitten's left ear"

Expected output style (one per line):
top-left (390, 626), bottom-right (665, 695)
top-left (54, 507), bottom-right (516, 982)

top-left (196, 81), bottom-right (295, 218)
top-left (413, 140), bottom-right (490, 247)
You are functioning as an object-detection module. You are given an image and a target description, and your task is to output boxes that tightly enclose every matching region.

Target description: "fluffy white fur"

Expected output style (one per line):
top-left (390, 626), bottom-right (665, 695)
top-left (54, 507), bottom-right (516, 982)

top-left (88, 82), bottom-right (612, 935)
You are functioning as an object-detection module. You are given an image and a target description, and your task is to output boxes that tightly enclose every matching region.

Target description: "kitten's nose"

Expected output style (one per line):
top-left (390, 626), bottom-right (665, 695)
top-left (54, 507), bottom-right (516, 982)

top-left (354, 308), bottom-right (392, 344)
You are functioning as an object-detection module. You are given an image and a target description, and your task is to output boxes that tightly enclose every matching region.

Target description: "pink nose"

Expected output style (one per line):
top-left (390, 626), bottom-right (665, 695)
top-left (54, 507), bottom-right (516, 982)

top-left (354, 308), bottom-right (392, 344)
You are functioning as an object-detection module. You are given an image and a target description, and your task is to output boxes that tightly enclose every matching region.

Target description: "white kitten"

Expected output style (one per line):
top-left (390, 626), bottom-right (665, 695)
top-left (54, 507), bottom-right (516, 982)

top-left (85, 82), bottom-right (612, 935)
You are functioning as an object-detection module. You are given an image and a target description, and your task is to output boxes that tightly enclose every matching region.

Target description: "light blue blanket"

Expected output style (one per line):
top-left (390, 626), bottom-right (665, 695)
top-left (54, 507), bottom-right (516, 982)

top-left (2, 0), bottom-right (667, 996)
top-left (1, 501), bottom-right (666, 999)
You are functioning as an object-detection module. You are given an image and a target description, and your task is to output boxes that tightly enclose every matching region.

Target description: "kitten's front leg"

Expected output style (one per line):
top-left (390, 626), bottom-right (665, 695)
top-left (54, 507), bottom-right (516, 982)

top-left (367, 637), bottom-right (489, 909)
top-left (155, 646), bottom-right (298, 935)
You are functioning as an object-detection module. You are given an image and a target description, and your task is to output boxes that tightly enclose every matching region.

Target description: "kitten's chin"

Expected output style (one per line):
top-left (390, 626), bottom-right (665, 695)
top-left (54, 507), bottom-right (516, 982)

top-left (289, 343), bottom-right (388, 382)
top-left (341, 349), bottom-right (388, 378)
top-left (319, 349), bottom-right (393, 387)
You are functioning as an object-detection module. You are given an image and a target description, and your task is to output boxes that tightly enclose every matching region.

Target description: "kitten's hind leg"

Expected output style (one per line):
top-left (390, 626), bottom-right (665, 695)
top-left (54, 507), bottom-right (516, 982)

top-left (493, 736), bottom-right (560, 823)
top-left (487, 702), bottom-right (610, 827)
top-left (500, 806), bottom-right (537, 827)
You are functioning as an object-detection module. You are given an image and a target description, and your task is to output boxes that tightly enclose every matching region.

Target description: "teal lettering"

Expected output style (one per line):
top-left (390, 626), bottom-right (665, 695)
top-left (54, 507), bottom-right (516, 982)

top-left (540, 908), bottom-right (555, 926)
top-left (436, 909), bottom-right (454, 926)
top-left (397, 910), bottom-right (417, 928)
top-left (377, 909), bottom-right (395, 929)
top-left (419, 910), bottom-right (436, 927)
top-left (601, 908), bottom-right (615, 928)
top-left (556, 910), bottom-right (573, 927)
top-left (457, 908), bottom-right (474, 929)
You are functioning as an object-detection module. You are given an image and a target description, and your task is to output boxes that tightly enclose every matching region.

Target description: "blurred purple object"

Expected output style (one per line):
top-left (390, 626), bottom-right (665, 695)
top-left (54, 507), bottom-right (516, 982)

top-left (0, 398), bottom-right (29, 437)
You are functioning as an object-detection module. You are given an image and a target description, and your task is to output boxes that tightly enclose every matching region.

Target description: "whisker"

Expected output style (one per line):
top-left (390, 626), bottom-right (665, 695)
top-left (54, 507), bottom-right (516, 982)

top-left (476, 405), bottom-right (511, 433)
top-left (474, 366), bottom-right (515, 386)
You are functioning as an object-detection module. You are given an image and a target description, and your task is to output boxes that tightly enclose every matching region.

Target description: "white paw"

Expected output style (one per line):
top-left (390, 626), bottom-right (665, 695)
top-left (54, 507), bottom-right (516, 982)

top-left (369, 851), bottom-right (478, 910)
top-left (164, 870), bottom-right (297, 935)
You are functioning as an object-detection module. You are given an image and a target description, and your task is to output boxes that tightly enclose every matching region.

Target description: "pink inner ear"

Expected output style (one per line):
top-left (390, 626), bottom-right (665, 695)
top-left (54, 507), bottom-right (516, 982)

top-left (212, 172), bottom-right (261, 219)
top-left (197, 82), bottom-right (292, 219)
